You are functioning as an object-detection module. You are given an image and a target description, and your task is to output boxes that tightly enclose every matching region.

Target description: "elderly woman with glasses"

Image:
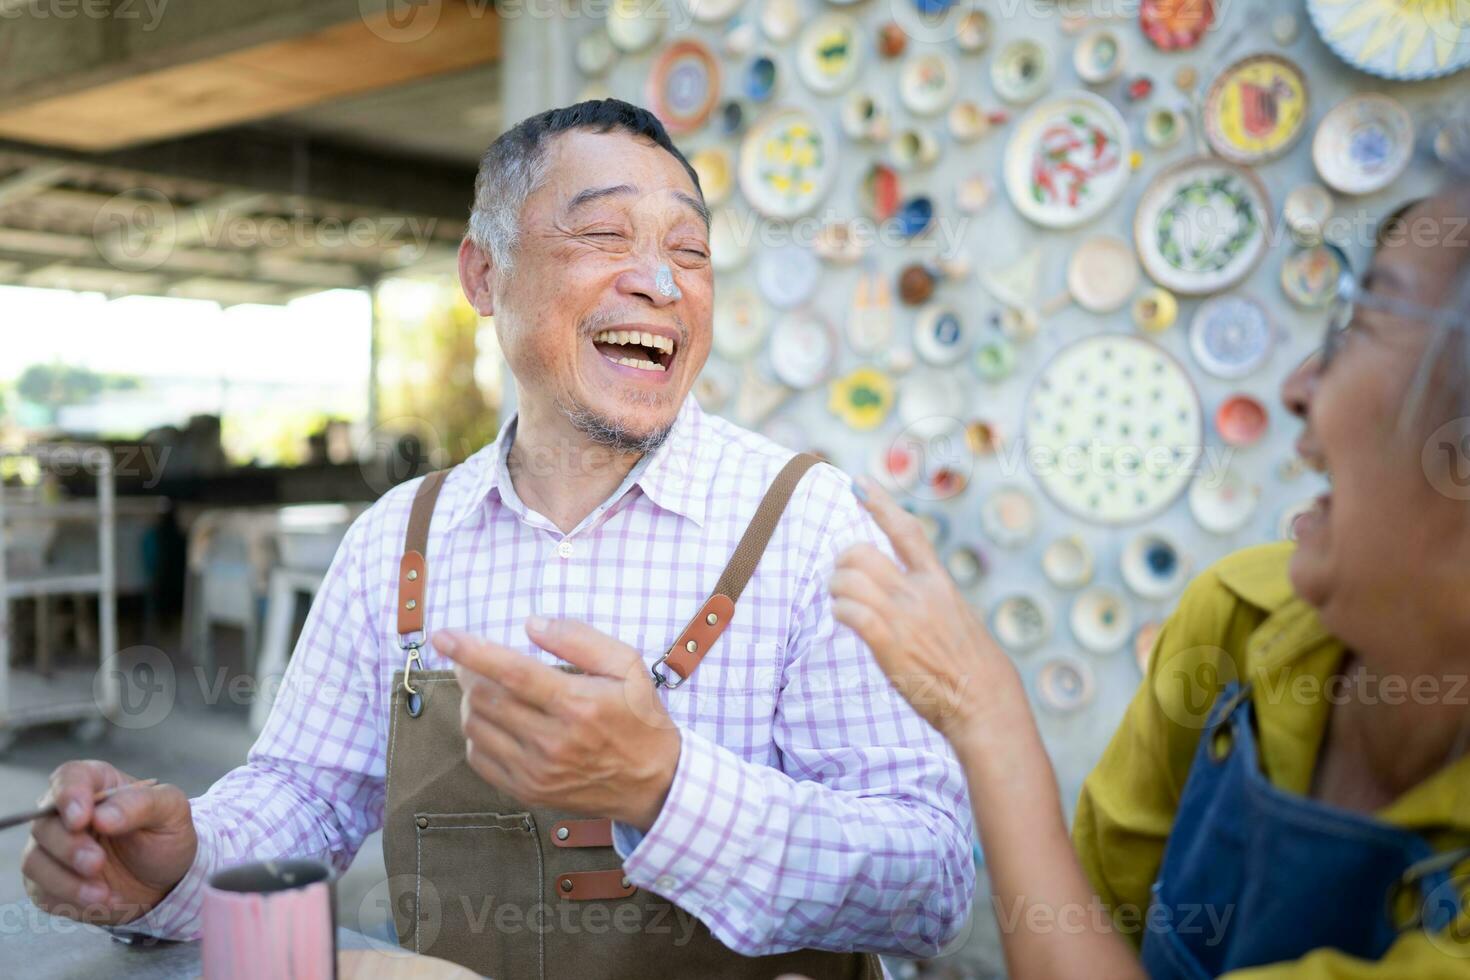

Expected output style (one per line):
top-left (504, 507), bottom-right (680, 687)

top-left (831, 183), bottom-right (1470, 978)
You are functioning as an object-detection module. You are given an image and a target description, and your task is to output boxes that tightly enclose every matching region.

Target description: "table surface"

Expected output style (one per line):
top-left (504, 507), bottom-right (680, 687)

top-left (0, 900), bottom-right (481, 980)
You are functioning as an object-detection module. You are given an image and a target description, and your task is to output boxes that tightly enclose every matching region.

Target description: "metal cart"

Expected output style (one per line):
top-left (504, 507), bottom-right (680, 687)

top-left (0, 444), bottom-right (118, 754)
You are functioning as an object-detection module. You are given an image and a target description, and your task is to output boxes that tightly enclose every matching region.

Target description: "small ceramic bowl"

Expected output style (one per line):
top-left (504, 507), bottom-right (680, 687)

top-left (948, 100), bottom-right (991, 143)
top-left (1215, 393), bottom-right (1269, 447)
top-left (1121, 531), bottom-right (1190, 600)
top-left (890, 128), bottom-right (940, 170)
top-left (956, 9), bottom-right (992, 53)
top-left (945, 545), bottom-right (987, 588)
top-left (1074, 29), bottom-right (1124, 84)
top-left (1043, 535), bottom-right (1094, 590)
top-left (1143, 106), bottom-right (1185, 148)
top-left (1132, 287), bottom-right (1179, 333)
top-left (981, 485), bottom-right (1039, 548)
top-left (992, 594), bottom-right (1053, 653)
top-left (1071, 586), bottom-right (1133, 655)
top-left (1037, 656), bottom-right (1096, 714)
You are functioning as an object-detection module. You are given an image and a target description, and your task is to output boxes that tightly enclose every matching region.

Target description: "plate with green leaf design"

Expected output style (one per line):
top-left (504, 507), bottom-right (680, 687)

top-left (1133, 156), bottom-right (1271, 296)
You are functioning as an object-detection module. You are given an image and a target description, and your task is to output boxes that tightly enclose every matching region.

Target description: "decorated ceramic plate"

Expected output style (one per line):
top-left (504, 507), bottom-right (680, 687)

top-left (713, 287), bottom-right (768, 360)
top-left (690, 147), bottom-right (733, 206)
top-left (945, 545), bottom-right (986, 588)
top-left (648, 40), bottom-right (720, 135)
top-left (756, 243), bottom-right (821, 309)
top-left (797, 13), bottom-right (862, 95)
top-left (1004, 91), bottom-right (1130, 229)
top-left (1306, 0), bottom-right (1470, 81)
top-left (1203, 54), bottom-right (1310, 165)
top-left (828, 366), bottom-right (895, 431)
top-left (992, 594), bottom-right (1053, 653)
top-left (914, 305), bottom-right (972, 366)
top-left (1190, 295), bottom-right (1274, 379)
top-left (1312, 93), bottom-right (1415, 196)
top-left (1140, 0), bottom-right (1214, 51)
top-left (981, 484), bottom-right (1039, 548)
top-left (1071, 586), bottom-right (1133, 654)
top-left (1037, 656), bottom-right (1096, 713)
top-left (1025, 335), bottom-right (1203, 525)
top-left (709, 206), bottom-right (750, 272)
top-left (1281, 243), bottom-right (1349, 309)
top-left (900, 52), bottom-right (959, 116)
top-left (1189, 463), bottom-right (1261, 534)
top-left (768, 311), bottom-right (837, 389)
top-left (607, 0), bottom-right (663, 52)
top-left (739, 108), bottom-right (835, 219)
top-left (992, 39), bottom-right (1053, 104)
top-left (1121, 530), bottom-right (1190, 600)
top-left (1134, 157), bottom-right (1271, 296)
top-left (685, 0), bottom-right (743, 23)
top-left (1215, 392), bottom-right (1270, 446)
top-left (1042, 534), bottom-right (1094, 589)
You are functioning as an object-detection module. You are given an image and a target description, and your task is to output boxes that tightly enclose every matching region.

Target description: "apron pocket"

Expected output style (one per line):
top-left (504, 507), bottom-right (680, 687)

top-left (414, 809), bottom-right (546, 980)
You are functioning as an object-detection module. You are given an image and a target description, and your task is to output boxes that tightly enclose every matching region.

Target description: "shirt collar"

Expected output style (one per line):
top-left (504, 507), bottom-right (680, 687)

top-left (440, 395), bottom-right (709, 532)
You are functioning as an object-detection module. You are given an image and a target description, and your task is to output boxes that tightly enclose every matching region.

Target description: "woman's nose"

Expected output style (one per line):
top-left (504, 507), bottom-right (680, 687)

top-left (1281, 351), bottom-right (1322, 420)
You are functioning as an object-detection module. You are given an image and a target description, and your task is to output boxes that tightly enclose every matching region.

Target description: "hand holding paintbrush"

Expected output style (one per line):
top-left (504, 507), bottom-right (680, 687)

top-left (17, 760), bottom-right (198, 926)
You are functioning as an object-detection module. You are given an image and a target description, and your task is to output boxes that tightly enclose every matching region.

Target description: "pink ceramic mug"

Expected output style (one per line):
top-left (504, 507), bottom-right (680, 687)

top-left (202, 858), bottom-right (336, 980)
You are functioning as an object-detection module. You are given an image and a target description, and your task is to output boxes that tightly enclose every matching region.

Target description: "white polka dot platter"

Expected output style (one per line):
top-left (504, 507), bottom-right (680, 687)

top-left (1025, 335), bottom-right (1203, 526)
top-left (739, 108), bottom-right (835, 220)
top-left (647, 40), bottom-right (720, 135)
top-left (1134, 157), bottom-right (1271, 296)
top-left (1189, 295), bottom-right (1274, 379)
top-left (1004, 91), bottom-right (1130, 230)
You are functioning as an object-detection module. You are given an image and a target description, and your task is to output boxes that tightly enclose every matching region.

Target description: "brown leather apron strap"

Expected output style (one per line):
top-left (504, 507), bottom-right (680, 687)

top-left (652, 452), bottom-right (822, 688)
top-left (551, 818), bottom-right (614, 848)
top-left (398, 468), bottom-right (451, 639)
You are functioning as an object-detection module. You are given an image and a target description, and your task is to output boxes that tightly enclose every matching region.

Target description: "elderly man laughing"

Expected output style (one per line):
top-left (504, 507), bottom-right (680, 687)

top-left (22, 100), bottom-right (974, 978)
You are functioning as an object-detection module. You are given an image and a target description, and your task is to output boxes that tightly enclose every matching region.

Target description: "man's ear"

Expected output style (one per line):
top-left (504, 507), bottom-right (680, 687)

top-left (458, 237), bottom-right (498, 317)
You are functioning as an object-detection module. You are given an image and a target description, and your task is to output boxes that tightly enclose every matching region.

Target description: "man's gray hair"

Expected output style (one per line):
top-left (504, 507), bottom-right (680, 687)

top-left (465, 99), bottom-right (703, 274)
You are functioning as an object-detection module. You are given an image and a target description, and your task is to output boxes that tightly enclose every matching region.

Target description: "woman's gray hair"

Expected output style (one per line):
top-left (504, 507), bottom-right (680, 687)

top-left (465, 99), bottom-right (702, 275)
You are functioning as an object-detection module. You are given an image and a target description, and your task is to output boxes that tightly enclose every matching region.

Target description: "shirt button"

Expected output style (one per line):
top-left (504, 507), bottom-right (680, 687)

top-left (655, 875), bottom-right (677, 891)
top-left (556, 540), bottom-right (574, 559)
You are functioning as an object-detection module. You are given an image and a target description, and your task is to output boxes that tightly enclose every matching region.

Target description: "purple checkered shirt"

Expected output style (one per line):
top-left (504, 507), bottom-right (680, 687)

top-left (130, 396), bottom-right (976, 957)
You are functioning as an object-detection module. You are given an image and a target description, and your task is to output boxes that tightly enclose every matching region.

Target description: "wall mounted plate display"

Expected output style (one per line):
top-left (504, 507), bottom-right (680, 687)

top-left (713, 286), bottom-right (768, 360)
top-left (1043, 534), bottom-right (1095, 589)
top-left (688, 0), bottom-right (744, 22)
top-left (760, 0), bottom-right (801, 42)
top-left (767, 312), bottom-right (837, 389)
top-left (914, 305), bottom-right (971, 365)
top-left (709, 206), bottom-right (750, 271)
top-left (1064, 235), bottom-right (1140, 314)
top-left (981, 485), bottom-right (1039, 548)
top-left (797, 14), bottom-right (862, 95)
top-left (1133, 286), bottom-right (1178, 333)
top-left (1283, 184), bottom-right (1334, 246)
top-left (1004, 91), bottom-right (1129, 229)
top-left (607, 0), bottom-right (663, 52)
top-left (744, 55), bottom-right (779, 102)
top-left (1074, 29), bottom-right (1125, 84)
top-left (1306, 0), bottom-right (1470, 80)
top-left (992, 594), bottom-right (1053, 653)
top-left (648, 40), bottom-right (721, 134)
top-left (576, 30), bottom-right (616, 76)
top-left (1037, 656), bottom-right (1097, 713)
top-left (828, 366), bottom-right (895, 431)
top-left (1203, 54), bottom-right (1310, 165)
top-left (1121, 530), bottom-right (1190, 600)
top-left (1071, 585), bottom-right (1133, 654)
top-left (1281, 243), bottom-right (1348, 309)
top-left (992, 39), bottom-right (1054, 104)
top-left (739, 108), bottom-right (835, 219)
top-left (1215, 393), bottom-right (1270, 447)
top-left (1026, 335), bottom-right (1203, 525)
top-left (690, 147), bottom-right (733, 206)
top-left (1190, 295), bottom-right (1274, 379)
top-left (945, 545), bottom-right (986, 588)
top-left (1134, 157), bottom-right (1271, 296)
top-left (843, 91), bottom-right (890, 142)
top-left (957, 9), bottom-right (992, 52)
top-left (901, 52), bottom-right (959, 116)
top-left (1143, 106), bottom-right (1186, 149)
top-left (756, 244), bottom-right (822, 309)
top-left (1312, 94), bottom-right (1415, 196)
top-left (1189, 464), bottom-right (1261, 534)
top-left (693, 358), bottom-right (738, 411)
top-left (883, 414), bottom-right (972, 500)
top-left (1140, 0), bottom-right (1214, 51)
top-left (848, 269), bottom-right (894, 353)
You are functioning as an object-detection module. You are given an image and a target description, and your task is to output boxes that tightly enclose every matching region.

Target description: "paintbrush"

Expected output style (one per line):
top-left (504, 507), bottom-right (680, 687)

top-left (0, 778), bottom-right (159, 832)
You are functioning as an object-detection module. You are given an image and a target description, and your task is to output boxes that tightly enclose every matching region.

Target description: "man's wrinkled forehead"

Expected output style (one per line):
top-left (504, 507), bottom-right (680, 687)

top-left (543, 129), bottom-right (707, 227)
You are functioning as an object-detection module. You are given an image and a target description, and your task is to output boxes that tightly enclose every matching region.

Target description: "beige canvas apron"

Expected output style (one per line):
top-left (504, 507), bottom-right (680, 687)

top-left (382, 454), bottom-right (882, 979)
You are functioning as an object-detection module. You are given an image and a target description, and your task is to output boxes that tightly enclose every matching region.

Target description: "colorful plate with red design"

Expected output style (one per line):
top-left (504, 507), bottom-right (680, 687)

top-left (1140, 0), bottom-right (1214, 51)
top-left (1003, 90), bottom-right (1130, 229)
top-left (647, 40), bottom-right (721, 135)
top-left (1203, 54), bottom-right (1310, 165)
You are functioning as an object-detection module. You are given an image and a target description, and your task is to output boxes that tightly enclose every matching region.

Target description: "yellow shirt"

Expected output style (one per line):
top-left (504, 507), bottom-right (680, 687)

top-left (1073, 542), bottom-right (1470, 977)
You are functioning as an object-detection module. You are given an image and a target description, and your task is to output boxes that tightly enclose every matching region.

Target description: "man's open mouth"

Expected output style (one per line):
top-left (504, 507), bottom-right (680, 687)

top-left (592, 329), bottom-right (676, 373)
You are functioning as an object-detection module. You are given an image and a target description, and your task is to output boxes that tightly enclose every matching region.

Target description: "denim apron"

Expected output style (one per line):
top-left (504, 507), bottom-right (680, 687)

top-left (1142, 681), bottom-right (1470, 978)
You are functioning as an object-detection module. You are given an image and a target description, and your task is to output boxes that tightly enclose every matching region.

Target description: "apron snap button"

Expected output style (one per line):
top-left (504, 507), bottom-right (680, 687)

top-left (556, 826), bottom-right (570, 841)
top-left (415, 816), bottom-right (429, 829)
top-left (621, 876), bottom-right (631, 889)
top-left (560, 878), bottom-right (573, 893)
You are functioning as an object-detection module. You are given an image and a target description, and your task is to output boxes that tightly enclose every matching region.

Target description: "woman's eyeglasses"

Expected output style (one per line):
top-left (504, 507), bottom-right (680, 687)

top-left (1322, 272), bottom-right (1467, 367)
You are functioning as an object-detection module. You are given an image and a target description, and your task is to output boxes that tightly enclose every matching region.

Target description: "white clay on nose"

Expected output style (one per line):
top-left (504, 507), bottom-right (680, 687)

top-left (655, 263), bottom-right (682, 299)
